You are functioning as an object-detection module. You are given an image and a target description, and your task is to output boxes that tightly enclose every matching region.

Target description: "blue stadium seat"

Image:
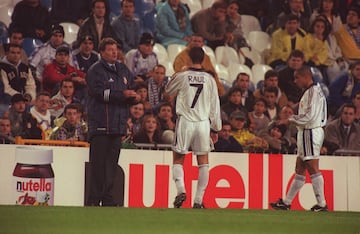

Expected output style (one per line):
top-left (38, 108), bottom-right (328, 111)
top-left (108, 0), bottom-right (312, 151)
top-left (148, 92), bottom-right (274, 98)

top-left (22, 37), bottom-right (43, 56)
top-left (109, 0), bottom-right (121, 17)
top-left (0, 21), bottom-right (8, 43)
top-left (40, 0), bottom-right (52, 11)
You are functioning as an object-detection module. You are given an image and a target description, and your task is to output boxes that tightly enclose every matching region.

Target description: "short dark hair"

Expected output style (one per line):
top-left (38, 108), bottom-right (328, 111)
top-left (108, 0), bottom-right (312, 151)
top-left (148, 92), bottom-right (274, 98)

top-left (264, 86), bottom-right (278, 97)
top-left (189, 47), bottom-right (204, 64)
top-left (236, 72), bottom-right (250, 81)
top-left (294, 65), bottom-right (312, 78)
top-left (288, 49), bottom-right (305, 60)
top-left (121, 0), bottom-right (134, 7)
top-left (227, 86), bottom-right (242, 97)
top-left (64, 103), bottom-right (80, 114)
top-left (211, 0), bottom-right (227, 10)
top-left (36, 91), bottom-right (51, 99)
top-left (264, 70), bottom-right (278, 80)
top-left (254, 98), bottom-right (268, 108)
top-left (341, 103), bottom-right (357, 113)
top-left (60, 77), bottom-right (75, 87)
top-left (91, 0), bottom-right (107, 9)
top-left (4, 43), bottom-right (22, 53)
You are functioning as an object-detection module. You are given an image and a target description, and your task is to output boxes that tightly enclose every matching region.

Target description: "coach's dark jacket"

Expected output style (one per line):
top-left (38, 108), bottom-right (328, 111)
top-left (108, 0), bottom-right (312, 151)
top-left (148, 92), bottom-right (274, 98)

top-left (86, 58), bottom-right (135, 140)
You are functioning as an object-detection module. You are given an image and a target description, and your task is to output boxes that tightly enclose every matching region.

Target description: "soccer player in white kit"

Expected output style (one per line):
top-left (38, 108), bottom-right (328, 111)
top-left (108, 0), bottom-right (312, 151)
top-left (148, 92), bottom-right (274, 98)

top-left (270, 65), bottom-right (328, 211)
top-left (165, 47), bottom-right (221, 208)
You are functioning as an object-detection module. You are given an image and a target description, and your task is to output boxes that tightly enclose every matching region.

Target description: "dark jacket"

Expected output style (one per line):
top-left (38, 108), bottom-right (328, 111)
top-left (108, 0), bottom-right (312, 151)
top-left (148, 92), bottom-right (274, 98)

top-left (77, 16), bottom-right (117, 51)
top-left (86, 58), bottom-right (136, 139)
top-left (214, 136), bottom-right (243, 153)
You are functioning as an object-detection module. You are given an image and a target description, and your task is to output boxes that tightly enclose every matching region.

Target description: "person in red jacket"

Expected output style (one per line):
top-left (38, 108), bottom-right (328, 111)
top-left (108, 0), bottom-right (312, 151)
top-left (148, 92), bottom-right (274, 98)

top-left (42, 46), bottom-right (86, 99)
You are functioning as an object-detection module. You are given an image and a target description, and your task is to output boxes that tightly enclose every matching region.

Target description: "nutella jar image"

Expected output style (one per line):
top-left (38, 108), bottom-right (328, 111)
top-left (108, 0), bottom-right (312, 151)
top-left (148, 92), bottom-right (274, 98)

top-left (13, 147), bottom-right (54, 206)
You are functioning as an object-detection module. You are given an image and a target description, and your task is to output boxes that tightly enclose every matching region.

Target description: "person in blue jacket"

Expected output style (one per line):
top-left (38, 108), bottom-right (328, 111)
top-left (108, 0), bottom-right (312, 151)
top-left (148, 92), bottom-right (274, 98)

top-left (86, 37), bottom-right (140, 206)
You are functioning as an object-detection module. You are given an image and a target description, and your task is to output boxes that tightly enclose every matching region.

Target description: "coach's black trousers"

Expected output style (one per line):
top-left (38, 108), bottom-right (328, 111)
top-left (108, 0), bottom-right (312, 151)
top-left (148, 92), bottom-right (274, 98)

top-left (87, 134), bottom-right (122, 206)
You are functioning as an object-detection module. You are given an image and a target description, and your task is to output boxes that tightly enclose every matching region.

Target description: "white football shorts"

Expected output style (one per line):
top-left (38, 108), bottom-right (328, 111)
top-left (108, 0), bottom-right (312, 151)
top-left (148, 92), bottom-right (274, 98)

top-left (172, 116), bottom-right (212, 155)
top-left (297, 127), bottom-right (324, 161)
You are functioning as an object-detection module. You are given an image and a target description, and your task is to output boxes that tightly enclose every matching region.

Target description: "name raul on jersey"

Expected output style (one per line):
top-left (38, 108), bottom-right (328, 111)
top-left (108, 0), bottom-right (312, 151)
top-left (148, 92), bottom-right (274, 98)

top-left (188, 75), bottom-right (205, 83)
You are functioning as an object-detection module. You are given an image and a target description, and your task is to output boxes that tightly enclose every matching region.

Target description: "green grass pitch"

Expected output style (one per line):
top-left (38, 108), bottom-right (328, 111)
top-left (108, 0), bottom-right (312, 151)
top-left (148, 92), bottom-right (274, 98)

top-left (1, 206), bottom-right (359, 234)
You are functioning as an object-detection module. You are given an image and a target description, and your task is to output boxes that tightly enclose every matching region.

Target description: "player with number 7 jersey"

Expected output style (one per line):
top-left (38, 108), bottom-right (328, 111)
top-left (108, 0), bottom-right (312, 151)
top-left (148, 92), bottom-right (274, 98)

top-left (165, 47), bottom-right (222, 209)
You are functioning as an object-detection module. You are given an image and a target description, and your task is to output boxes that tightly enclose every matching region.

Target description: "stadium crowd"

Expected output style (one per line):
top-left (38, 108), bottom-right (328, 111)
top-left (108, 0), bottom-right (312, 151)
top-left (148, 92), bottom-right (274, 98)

top-left (0, 0), bottom-right (360, 156)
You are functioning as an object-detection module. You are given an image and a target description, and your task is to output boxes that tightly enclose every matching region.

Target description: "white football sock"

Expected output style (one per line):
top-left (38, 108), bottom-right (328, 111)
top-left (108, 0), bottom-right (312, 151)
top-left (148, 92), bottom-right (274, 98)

top-left (194, 164), bottom-right (209, 204)
top-left (173, 164), bottom-right (185, 195)
top-left (311, 173), bottom-right (326, 207)
top-left (284, 174), bottom-right (306, 205)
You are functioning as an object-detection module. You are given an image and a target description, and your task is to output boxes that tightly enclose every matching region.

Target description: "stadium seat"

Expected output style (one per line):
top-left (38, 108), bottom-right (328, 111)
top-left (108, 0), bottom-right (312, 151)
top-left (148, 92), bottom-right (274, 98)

top-left (59, 22), bottom-right (79, 45)
top-left (108, 0), bottom-right (121, 17)
top-left (40, 0), bottom-right (52, 11)
top-left (0, 21), bottom-right (8, 43)
top-left (163, 61), bottom-right (175, 77)
top-left (227, 63), bottom-right (252, 83)
top-left (0, 4), bottom-right (12, 27)
top-left (239, 47), bottom-right (262, 65)
top-left (202, 45), bottom-right (216, 65)
top-left (251, 64), bottom-right (272, 87)
top-left (241, 15), bottom-right (261, 39)
top-left (153, 43), bottom-right (169, 65)
top-left (214, 63), bottom-right (230, 83)
top-left (22, 37), bottom-right (43, 56)
top-left (201, 0), bottom-right (214, 9)
top-left (167, 44), bottom-right (186, 63)
top-left (215, 46), bottom-right (240, 67)
top-left (247, 31), bottom-right (271, 54)
top-left (182, 0), bottom-right (202, 18)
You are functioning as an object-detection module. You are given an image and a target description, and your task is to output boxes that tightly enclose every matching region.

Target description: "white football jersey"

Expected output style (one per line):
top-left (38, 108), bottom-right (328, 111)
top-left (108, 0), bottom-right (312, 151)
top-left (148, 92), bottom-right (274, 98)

top-left (290, 83), bottom-right (327, 129)
top-left (166, 68), bottom-right (221, 132)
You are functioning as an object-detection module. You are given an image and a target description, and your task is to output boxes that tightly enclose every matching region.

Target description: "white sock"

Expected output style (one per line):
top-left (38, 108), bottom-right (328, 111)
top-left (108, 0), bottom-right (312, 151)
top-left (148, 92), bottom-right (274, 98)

top-left (311, 173), bottom-right (326, 207)
top-left (194, 164), bottom-right (209, 204)
top-left (284, 174), bottom-right (306, 205)
top-left (173, 164), bottom-right (185, 195)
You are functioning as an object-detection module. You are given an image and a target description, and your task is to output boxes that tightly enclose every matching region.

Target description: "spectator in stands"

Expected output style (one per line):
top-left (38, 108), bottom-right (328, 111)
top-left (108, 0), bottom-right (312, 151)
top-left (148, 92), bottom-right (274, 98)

top-left (268, 14), bottom-right (307, 69)
top-left (135, 83), bottom-right (152, 111)
top-left (264, 86), bottom-right (281, 121)
top-left (29, 24), bottom-right (74, 82)
top-left (214, 120), bottom-right (243, 152)
top-left (50, 103), bottom-right (87, 141)
top-left (133, 113), bottom-right (162, 144)
top-left (191, 0), bottom-right (231, 50)
top-left (125, 32), bottom-right (158, 83)
top-left (334, 7), bottom-right (360, 63)
top-left (9, 0), bottom-right (51, 42)
top-left (304, 17), bottom-right (330, 74)
top-left (0, 44), bottom-right (36, 106)
top-left (312, 15), bottom-right (349, 84)
top-left (0, 116), bottom-right (14, 144)
top-left (254, 70), bottom-right (288, 108)
top-left (42, 46), bottom-right (86, 97)
top-left (310, 0), bottom-right (342, 33)
top-left (155, 0), bottom-right (193, 48)
top-left (248, 98), bottom-right (270, 136)
top-left (353, 91), bottom-right (360, 122)
top-left (261, 124), bottom-right (290, 153)
top-left (272, 0), bottom-right (310, 33)
top-left (50, 0), bottom-right (92, 26)
top-left (111, 0), bottom-right (141, 53)
top-left (221, 86), bottom-right (248, 121)
top-left (157, 102), bottom-right (175, 131)
top-left (129, 102), bottom-right (145, 136)
top-left (30, 91), bottom-right (53, 139)
top-left (73, 35), bottom-right (99, 73)
top-left (328, 61), bottom-right (360, 116)
top-left (77, 0), bottom-right (117, 52)
top-left (116, 42), bottom-right (126, 64)
top-left (269, 104), bottom-right (298, 153)
top-left (0, 29), bottom-right (28, 65)
top-left (229, 111), bottom-right (268, 152)
top-left (226, 0), bottom-right (249, 51)
top-left (50, 78), bottom-right (80, 118)
top-left (8, 93), bottom-right (42, 139)
top-left (278, 50), bottom-right (305, 105)
top-left (321, 103), bottom-right (360, 155)
top-left (173, 34), bottom-right (225, 96)
top-left (146, 64), bottom-right (169, 107)
top-left (233, 72), bottom-right (255, 112)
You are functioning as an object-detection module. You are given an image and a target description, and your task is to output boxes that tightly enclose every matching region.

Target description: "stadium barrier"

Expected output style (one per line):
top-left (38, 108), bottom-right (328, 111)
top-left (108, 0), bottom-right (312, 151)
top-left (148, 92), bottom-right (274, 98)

top-left (0, 144), bottom-right (359, 211)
